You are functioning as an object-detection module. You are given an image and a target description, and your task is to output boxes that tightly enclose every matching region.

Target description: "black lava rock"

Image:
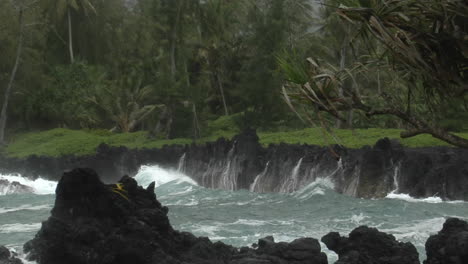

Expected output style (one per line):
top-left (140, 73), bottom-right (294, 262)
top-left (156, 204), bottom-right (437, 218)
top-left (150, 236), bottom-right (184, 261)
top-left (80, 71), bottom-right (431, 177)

top-left (24, 168), bottom-right (327, 264)
top-left (321, 226), bottom-right (419, 264)
top-left (424, 218), bottom-right (468, 264)
top-left (0, 246), bottom-right (22, 264)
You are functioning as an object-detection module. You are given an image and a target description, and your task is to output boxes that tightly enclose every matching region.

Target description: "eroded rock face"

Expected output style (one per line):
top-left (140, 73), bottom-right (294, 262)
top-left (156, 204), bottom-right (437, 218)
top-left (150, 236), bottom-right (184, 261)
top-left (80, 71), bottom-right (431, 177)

top-left (321, 226), bottom-right (420, 264)
top-left (0, 246), bottom-right (22, 264)
top-left (424, 218), bottom-right (468, 264)
top-left (1, 129), bottom-right (468, 200)
top-left (24, 168), bottom-right (327, 264)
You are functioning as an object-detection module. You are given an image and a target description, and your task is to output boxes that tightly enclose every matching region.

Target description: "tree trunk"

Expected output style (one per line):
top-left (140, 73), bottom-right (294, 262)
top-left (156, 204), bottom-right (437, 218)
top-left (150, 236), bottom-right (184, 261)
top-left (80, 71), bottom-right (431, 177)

top-left (0, 7), bottom-right (25, 144)
top-left (152, 106), bottom-right (168, 137)
top-left (170, 0), bottom-right (183, 81)
top-left (216, 72), bottom-right (229, 116)
top-left (359, 105), bottom-right (468, 148)
top-left (377, 70), bottom-right (381, 95)
top-left (68, 7), bottom-right (74, 64)
top-left (336, 45), bottom-right (346, 128)
top-left (192, 103), bottom-right (200, 140)
top-left (184, 60), bottom-right (200, 141)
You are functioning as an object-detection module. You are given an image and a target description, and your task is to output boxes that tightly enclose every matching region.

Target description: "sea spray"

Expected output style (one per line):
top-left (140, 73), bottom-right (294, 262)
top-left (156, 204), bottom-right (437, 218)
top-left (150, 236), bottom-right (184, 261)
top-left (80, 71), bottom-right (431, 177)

top-left (279, 157), bottom-right (304, 193)
top-left (0, 174), bottom-right (57, 195)
top-left (134, 165), bottom-right (197, 188)
top-left (250, 161), bottom-right (270, 192)
top-left (177, 153), bottom-right (186, 173)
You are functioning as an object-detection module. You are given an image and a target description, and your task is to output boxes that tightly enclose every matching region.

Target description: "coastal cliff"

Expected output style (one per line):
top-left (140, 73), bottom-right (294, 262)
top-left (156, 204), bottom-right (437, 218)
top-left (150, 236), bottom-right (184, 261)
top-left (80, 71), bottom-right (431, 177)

top-left (1, 130), bottom-right (467, 200)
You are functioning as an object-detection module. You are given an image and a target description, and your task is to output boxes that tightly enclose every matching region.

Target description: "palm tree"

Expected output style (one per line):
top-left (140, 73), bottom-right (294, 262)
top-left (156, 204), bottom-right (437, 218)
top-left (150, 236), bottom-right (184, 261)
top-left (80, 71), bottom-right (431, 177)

top-left (198, 0), bottom-right (238, 116)
top-left (0, 1), bottom-right (26, 144)
top-left (44, 0), bottom-right (96, 63)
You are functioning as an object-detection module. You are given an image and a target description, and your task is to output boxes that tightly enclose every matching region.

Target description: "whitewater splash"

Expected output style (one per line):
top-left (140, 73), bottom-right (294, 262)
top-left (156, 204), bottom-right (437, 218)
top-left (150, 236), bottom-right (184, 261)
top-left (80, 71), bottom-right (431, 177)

top-left (134, 165), bottom-right (198, 188)
top-left (280, 157), bottom-right (304, 193)
top-left (293, 177), bottom-right (335, 199)
top-left (0, 174), bottom-right (57, 195)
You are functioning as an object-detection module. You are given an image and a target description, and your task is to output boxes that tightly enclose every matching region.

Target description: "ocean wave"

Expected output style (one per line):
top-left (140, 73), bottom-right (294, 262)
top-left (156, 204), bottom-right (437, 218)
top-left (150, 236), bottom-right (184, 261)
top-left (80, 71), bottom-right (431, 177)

top-left (293, 177), bottom-right (334, 199)
top-left (0, 204), bottom-right (51, 214)
top-left (134, 165), bottom-right (198, 189)
top-left (385, 192), bottom-right (465, 204)
top-left (0, 174), bottom-right (57, 195)
top-left (0, 223), bottom-right (41, 233)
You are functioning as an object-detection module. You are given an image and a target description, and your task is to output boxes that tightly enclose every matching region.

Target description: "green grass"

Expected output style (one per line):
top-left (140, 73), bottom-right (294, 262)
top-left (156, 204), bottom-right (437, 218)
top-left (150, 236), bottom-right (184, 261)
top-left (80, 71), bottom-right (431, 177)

top-left (259, 128), bottom-right (468, 148)
top-left (5, 127), bottom-right (468, 158)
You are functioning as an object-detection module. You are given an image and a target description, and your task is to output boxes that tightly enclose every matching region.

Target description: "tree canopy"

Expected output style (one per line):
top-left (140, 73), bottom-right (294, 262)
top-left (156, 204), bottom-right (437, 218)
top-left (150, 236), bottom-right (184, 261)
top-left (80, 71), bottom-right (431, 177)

top-left (1, 0), bottom-right (467, 147)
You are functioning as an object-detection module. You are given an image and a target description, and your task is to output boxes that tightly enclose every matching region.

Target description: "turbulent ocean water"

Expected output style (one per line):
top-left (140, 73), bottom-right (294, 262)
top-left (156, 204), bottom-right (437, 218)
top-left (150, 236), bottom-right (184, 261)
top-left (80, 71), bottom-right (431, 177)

top-left (1, 165), bottom-right (468, 263)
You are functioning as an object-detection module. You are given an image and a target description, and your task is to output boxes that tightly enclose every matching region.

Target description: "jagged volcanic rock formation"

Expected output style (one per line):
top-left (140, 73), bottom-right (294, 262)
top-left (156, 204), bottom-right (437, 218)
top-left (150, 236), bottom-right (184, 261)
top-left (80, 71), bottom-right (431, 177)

top-left (18, 168), bottom-right (468, 264)
top-left (24, 168), bottom-right (328, 264)
top-left (321, 226), bottom-right (420, 264)
top-left (1, 130), bottom-right (468, 200)
top-left (424, 218), bottom-right (468, 264)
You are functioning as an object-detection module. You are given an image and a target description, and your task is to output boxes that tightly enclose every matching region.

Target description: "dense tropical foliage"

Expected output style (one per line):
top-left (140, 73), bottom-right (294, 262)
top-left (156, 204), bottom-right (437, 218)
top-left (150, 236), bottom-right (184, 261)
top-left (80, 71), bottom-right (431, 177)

top-left (1, 0), bottom-right (467, 147)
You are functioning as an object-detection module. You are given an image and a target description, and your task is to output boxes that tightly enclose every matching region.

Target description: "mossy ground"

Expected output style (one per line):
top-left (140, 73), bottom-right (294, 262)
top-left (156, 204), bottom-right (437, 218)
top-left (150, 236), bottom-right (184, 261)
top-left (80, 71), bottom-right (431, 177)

top-left (5, 127), bottom-right (468, 158)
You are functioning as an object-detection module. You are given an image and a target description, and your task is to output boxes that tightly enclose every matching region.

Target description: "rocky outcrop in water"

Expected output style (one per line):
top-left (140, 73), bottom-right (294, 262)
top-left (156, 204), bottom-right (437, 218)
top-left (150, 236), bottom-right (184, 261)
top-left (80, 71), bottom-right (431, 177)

top-left (0, 246), bottom-right (22, 264)
top-left (2, 130), bottom-right (468, 200)
top-left (424, 218), bottom-right (468, 264)
top-left (24, 168), bottom-right (327, 264)
top-left (321, 226), bottom-right (420, 264)
top-left (0, 179), bottom-right (33, 195)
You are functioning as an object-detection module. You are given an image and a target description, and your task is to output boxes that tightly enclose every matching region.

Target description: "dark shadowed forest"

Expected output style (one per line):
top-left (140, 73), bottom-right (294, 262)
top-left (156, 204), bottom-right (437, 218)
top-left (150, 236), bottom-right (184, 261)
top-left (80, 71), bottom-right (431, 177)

top-left (1, 0), bottom-right (467, 150)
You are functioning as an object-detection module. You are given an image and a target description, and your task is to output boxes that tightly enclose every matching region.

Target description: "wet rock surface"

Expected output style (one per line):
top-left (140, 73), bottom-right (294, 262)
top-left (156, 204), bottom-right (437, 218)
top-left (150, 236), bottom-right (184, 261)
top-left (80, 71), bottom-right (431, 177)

top-left (0, 246), bottom-right (22, 264)
top-left (21, 167), bottom-right (468, 264)
top-left (24, 168), bottom-right (327, 264)
top-left (424, 218), bottom-right (468, 264)
top-left (321, 226), bottom-right (420, 264)
top-left (1, 130), bottom-right (467, 200)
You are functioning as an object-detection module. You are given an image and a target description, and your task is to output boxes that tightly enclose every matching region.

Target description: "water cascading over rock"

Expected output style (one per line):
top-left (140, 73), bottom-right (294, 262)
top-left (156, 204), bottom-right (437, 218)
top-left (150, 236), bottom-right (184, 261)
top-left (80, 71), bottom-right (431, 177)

top-left (1, 129), bottom-right (467, 200)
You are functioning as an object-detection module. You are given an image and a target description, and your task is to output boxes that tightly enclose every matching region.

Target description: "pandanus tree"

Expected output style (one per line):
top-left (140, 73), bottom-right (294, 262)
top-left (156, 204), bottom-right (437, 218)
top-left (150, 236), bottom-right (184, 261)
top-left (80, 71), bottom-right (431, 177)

top-left (43, 0), bottom-right (96, 63)
top-left (281, 0), bottom-right (468, 148)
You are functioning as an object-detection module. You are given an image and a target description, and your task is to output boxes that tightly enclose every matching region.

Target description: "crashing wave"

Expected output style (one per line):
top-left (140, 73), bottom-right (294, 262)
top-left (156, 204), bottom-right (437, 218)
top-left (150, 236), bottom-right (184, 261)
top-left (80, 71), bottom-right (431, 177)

top-left (134, 165), bottom-right (198, 189)
top-left (0, 174), bottom-right (57, 195)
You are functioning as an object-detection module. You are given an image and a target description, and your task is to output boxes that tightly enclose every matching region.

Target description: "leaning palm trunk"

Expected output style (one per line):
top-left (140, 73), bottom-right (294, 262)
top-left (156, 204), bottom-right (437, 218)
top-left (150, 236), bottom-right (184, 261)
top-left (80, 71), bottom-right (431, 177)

top-left (0, 7), bottom-right (24, 144)
top-left (216, 72), bottom-right (229, 116)
top-left (67, 7), bottom-right (74, 64)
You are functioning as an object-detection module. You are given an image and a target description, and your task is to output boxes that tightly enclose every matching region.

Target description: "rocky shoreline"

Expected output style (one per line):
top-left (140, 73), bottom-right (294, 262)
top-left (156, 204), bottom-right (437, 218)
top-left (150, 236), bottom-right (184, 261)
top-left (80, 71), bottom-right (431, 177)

top-left (5, 168), bottom-right (467, 264)
top-left (1, 130), bottom-right (468, 200)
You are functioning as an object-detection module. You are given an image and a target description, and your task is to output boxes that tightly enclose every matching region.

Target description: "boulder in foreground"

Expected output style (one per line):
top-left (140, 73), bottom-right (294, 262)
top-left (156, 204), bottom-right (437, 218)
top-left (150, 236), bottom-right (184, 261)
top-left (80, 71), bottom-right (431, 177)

top-left (424, 217), bottom-right (468, 264)
top-left (321, 225), bottom-right (419, 264)
top-left (0, 246), bottom-right (22, 264)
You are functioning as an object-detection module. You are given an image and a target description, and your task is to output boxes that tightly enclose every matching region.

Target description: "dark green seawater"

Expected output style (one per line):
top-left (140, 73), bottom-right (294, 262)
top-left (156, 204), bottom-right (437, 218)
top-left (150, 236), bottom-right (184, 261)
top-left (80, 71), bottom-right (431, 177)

top-left (1, 165), bottom-right (467, 263)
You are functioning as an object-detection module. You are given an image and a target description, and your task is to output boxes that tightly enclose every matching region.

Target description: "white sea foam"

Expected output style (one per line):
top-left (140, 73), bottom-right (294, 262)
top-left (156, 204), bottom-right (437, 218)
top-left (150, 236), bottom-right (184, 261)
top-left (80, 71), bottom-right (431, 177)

top-left (4, 246), bottom-right (37, 264)
top-left (134, 165), bottom-right (198, 188)
top-left (0, 223), bottom-right (41, 234)
top-left (293, 177), bottom-right (334, 199)
top-left (0, 174), bottom-right (57, 195)
top-left (0, 204), bottom-right (51, 214)
top-left (385, 192), bottom-right (445, 203)
top-left (380, 217), bottom-right (447, 246)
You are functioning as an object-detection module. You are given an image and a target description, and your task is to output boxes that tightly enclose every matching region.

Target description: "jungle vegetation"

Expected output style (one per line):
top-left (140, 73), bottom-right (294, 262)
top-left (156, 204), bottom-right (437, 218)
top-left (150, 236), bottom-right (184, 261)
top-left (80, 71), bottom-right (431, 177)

top-left (1, 0), bottom-right (467, 149)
